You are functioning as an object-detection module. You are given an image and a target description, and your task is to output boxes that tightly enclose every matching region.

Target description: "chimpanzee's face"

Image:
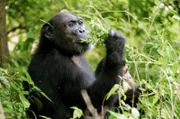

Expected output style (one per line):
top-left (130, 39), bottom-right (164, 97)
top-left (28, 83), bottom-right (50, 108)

top-left (61, 13), bottom-right (88, 43)
top-left (42, 12), bottom-right (90, 55)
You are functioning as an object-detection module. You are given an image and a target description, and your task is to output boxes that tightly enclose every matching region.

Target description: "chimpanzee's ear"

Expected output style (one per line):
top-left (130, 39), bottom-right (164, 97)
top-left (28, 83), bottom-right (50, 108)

top-left (42, 23), bottom-right (54, 39)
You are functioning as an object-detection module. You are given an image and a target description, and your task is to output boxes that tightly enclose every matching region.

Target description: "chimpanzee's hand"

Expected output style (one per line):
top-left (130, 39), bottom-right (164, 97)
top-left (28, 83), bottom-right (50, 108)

top-left (105, 29), bottom-right (126, 67)
top-left (125, 84), bottom-right (145, 107)
top-left (106, 29), bottom-right (126, 54)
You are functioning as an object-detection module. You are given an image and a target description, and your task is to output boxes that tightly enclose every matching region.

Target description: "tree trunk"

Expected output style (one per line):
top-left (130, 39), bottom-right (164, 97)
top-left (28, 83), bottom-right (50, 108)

top-left (0, 0), bottom-right (9, 66)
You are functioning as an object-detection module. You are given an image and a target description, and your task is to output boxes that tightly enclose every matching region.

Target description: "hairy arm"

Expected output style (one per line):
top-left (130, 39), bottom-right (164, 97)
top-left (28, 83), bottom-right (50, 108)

top-left (88, 29), bottom-right (126, 111)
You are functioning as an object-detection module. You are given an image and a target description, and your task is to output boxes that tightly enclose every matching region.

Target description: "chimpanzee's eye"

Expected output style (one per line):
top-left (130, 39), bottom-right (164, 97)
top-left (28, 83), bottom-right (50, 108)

top-left (79, 20), bottom-right (84, 25)
top-left (68, 22), bottom-right (74, 27)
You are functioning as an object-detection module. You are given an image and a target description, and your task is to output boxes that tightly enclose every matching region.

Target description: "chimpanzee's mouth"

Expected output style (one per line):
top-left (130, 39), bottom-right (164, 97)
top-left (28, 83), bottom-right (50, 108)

top-left (72, 37), bottom-right (91, 45)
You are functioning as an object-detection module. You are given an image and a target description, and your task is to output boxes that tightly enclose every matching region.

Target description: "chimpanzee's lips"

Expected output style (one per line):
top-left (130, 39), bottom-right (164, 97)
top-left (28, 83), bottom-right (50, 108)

top-left (74, 40), bottom-right (90, 45)
top-left (73, 35), bottom-right (90, 44)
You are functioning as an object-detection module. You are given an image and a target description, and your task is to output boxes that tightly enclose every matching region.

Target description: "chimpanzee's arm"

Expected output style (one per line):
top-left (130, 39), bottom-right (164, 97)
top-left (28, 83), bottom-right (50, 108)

top-left (88, 29), bottom-right (126, 111)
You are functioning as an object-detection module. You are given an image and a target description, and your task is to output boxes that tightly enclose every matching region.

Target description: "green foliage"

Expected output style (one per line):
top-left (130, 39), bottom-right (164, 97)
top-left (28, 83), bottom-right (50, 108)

top-left (108, 107), bottom-right (140, 119)
top-left (1, 0), bottom-right (180, 118)
top-left (0, 65), bottom-right (29, 119)
top-left (106, 84), bottom-right (119, 100)
top-left (70, 107), bottom-right (83, 119)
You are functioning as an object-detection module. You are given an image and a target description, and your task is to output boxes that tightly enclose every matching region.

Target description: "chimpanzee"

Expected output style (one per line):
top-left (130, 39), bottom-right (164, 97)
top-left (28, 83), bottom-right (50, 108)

top-left (27, 12), bottom-right (142, 119)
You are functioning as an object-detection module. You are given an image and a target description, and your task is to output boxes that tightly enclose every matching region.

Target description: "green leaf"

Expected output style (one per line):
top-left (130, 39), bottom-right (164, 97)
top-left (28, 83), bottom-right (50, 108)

top-left (106, 84), bottom-right (119, 100)
top-left (70, 106), bottom-right (83, 119)
top-left (33, 96), bottom-right (43, 112)
top-left (33, 86), bottom-right (53, 103)
top-left (108, 110), bottom-right (128, 119)
top-left (19, 94), bottom-right (30, 108)
top-left (123, 81), bottom-right (130, 93)
top-left (131, 107), bottom-right (140, 119)
top-left (0, 76), bottom-right (10, 88)
top-left (152, 94), bottom-right (159, 105)
top-left (172, 15), bottom-right (180, 21)
top-left (24, 70), bottom-right (34, 85)
top-left (39, 115), bottom-right (51, 119)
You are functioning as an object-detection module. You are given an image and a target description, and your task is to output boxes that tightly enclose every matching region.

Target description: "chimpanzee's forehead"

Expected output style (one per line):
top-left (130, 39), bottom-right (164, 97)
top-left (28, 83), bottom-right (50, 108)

top-left (62, 13), bottom-right (82, 21)
top-left (52, 12), bottom-right (83, 24)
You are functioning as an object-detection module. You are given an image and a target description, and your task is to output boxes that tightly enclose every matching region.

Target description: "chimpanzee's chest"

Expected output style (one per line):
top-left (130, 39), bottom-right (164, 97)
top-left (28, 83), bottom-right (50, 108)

top-left (71, 56), bottom-right (96, 87)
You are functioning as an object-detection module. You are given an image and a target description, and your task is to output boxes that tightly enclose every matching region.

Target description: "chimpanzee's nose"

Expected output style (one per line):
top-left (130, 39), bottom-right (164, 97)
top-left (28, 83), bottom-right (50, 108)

top-left (78, 29), bottom-right (85, 33)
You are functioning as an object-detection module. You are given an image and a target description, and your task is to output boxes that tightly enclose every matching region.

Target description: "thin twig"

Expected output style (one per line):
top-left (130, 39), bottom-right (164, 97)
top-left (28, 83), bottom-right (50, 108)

top-left (81, 90), bottom-right (101, 119)
top-left (0, 100), bottom-right (6, 119)
top-left (51, 0), bottom-right (61, 11)
top-left (171, 85), bottom-right (180, 119)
